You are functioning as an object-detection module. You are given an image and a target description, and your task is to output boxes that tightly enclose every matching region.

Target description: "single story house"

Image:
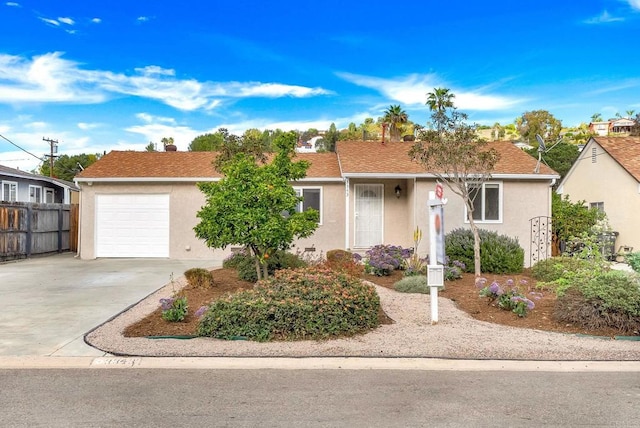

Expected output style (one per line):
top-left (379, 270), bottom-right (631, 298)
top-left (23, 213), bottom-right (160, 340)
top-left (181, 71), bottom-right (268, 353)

top-left (558, 136), bottom-right (640, 254)
top-left (74, 141), bottom-right (558, 266)
top-left (1, 164), bottom-right (79, 204)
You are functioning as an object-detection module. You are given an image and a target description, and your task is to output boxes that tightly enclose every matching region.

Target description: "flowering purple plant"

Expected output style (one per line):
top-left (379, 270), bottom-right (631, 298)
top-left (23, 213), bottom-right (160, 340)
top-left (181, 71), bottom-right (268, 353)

top-left (159, 297), bottom-right (175, 311)
top-left (194, 306), bottom-right (208, 318)
top-left (365, 245), bottom-right (409, 276)
top-left (478, 278), bottom-right (535, 317)
top-left (159, 296), bottom-right (188, 322)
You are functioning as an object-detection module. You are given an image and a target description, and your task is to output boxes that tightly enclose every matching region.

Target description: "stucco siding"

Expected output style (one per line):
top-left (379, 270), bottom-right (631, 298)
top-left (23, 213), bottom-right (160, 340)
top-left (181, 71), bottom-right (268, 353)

top-left (291, 181), bottom-right (345, 256)
top-left (561, 145), bottom-right (640, 253)
top-left (414, 179), bottom-right (552, 268)
top-left (78, 182), bottom-right (221, 260)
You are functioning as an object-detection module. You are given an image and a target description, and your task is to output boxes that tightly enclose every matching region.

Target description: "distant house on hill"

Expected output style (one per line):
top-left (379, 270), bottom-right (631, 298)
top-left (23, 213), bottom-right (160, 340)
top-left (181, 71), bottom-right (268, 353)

top-left (589, 118), bottom-right (637, 136)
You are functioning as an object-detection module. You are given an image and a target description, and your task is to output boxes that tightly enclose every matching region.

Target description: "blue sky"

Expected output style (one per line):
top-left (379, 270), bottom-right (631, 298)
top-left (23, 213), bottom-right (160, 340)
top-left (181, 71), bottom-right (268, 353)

top-left (1, 0), bottom-right (639, 171)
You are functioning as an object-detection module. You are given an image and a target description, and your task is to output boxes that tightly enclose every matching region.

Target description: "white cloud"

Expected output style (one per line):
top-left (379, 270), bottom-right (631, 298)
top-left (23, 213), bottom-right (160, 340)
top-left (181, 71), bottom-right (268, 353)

top-left (0, 52), bottom-right (107, 103)
top-left (337, 72), bottom-right (520, 111)
top-left (58, 17), bottom-right (74, 25)
top-left (584, 10), bottom-right (624, 24)
top-left (24, 121), bottom-right (48, 129)
top-left (135, 65), bottom-right (176, 77)
top-left (91, 18), bottom-right (101, 24)
top-left (135, 113), bottom-right (176, 125)
top-left (77, 122), bottom-right (101, 130)
top-left (236, 83), bottom-right (332, 98)
top-left (125, 123), bottom-right (199, 150)
top-left (0, 52), bottom-right (332, 111)
top-left (6, 2), bottom-right (20, 7)
top-left (628, 0), bottom-right (640, 10)
top-left (137, 16), bottom-right (149, 23)
top-left (39, 17), bottom-right (60, 26)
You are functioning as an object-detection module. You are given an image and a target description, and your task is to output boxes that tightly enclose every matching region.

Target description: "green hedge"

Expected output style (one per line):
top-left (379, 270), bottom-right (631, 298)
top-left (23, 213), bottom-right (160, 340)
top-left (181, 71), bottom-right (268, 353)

top-left (197, 266), bottom-right (380, 341)
top-left (445, 228), bottom-right (524, 274)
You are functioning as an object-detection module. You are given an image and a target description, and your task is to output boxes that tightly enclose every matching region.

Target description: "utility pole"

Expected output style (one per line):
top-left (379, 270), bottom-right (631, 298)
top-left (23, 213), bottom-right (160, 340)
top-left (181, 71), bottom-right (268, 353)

top-left (43, 137), bottom-right (59, 177)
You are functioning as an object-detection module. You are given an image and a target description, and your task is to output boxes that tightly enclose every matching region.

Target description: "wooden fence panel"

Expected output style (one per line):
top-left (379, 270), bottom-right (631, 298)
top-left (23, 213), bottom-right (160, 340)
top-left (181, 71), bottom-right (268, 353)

top-left (0, 202), bottom-right (78, 261)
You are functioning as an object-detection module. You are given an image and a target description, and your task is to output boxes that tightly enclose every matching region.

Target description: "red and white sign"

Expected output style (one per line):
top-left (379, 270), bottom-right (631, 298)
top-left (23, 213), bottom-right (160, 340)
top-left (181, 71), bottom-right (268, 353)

top-left (435, 183), bottom-right (444, 200)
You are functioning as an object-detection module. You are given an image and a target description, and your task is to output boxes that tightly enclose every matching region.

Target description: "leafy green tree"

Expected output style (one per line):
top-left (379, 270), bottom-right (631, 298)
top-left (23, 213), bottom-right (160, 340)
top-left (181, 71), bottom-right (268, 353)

top-left (243, 128), bottom-right (272, 153)
top-left (552, 193), bottom-right (604, 246)
top-left (383, 104), bottom-right (408, 142)
top-left (338, 122), bottom-right (360, 140)
top-left (626, 110), bottom-right (635, 118)
top-left (144, 142), bottom-right (157, 152)
top-left (40, 153), bottom-right (100, 181)
top-left (194, 132), bottom-right (319, 280)
top-left (317, 122), bottom-right (339, 152)
top-left (491, 123), bottom-right (505, 140)
top-left (515, 110), bottom-right (562, 146)
top-left (590, 113), bottom-right (603, 122)
top-left (525, 141), bottom-right (579, 180)
top-left (189, 132), bottom-right (224, 151)
top-left (409, 89), bottom-right (500, 278)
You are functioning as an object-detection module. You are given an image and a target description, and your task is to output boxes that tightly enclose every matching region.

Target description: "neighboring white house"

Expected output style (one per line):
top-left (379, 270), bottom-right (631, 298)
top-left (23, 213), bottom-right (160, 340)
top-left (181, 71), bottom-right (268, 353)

top-left (558, 136), bottom-right (640, 255)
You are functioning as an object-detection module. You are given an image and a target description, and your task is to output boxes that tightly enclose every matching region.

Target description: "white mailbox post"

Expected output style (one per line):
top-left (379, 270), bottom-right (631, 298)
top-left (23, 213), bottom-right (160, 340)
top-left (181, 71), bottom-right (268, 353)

top-left (427, 184), bottom-right (447, 324)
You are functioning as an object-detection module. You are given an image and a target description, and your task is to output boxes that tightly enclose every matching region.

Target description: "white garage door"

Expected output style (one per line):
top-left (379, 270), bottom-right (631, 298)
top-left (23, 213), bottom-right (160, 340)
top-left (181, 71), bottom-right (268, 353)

top-left (96, 194), bottom-right (170, 258)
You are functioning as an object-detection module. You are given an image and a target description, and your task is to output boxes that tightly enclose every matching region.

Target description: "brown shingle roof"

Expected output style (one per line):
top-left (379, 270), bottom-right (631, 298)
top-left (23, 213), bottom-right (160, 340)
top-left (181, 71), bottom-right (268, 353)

top-left (76, 151), bottom-right (341, 180)
top-left (592, 136), bottom-right (640, 182)
top-left (336, 140), bottom-right (557, 176)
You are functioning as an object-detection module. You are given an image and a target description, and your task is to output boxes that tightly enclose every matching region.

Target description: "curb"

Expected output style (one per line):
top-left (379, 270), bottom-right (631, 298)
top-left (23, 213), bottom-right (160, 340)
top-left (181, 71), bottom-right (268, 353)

top-left (2, 356), bottom-right (640, 372)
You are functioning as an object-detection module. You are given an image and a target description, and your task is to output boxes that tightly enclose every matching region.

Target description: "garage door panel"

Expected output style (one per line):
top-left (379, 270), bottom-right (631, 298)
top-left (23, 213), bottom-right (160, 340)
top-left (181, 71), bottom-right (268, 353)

top-left (96, 194), bottom-right (169, 258)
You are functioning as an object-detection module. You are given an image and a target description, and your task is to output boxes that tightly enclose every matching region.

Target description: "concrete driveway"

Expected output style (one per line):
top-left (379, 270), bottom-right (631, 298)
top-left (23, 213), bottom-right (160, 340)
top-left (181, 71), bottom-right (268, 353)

top-left (0, 254), bottom-right (220, 356)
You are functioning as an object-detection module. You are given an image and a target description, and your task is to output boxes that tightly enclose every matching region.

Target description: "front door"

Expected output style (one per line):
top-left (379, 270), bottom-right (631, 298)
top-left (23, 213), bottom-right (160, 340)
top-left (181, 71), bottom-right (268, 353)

top-left (354, 184), bottom-right (383, 247)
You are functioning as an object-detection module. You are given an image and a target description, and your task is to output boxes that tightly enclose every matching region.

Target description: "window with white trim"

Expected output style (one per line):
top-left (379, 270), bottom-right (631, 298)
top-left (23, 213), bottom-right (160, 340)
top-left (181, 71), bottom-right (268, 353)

top-left (589, 201), bottom-right (604, 213)
top-left (2, 181), bottom-right (18, 202)
top-left (29, 185), bottom-right (42, 203)
top-left (44, 188), bottom-right (55, 203)
top-left (294, 187), bottom-right (322, 224)
top-left (467, 182), bottom-right (502, 222)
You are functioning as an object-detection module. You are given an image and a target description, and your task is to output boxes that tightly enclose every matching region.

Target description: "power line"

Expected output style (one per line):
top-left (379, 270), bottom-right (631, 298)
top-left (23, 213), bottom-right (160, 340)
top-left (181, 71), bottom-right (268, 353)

top-left (0, 133), bottom-right (45, 163)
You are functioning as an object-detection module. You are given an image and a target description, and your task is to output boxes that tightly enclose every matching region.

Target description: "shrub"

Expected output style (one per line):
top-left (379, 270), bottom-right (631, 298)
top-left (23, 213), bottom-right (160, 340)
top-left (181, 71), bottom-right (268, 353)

top-left (394, 276), bottom-right (432, 294)
top-left (530, 257), bottom-right (592, 282)
top-left (235, 250), bottom-right (308, 282)
top-left (445, 228), bottom-right (524, 274)
top-left (554, 270), bottom-right (640, 333)
top-left (477, 278), bottom-right (535, 317)
top-left (184, 268), bottom-right (215, 289)
top-left (159, 296), bottom-right (188, 322)
top-left (197, 266), bottom-right (380, 341)
top-left (222, 249), bottom-right (249, 269)
top-left (324, 249), bottom-right (364, 277)
top-left (365, 245), bottom-right (411, 276)
top-left (625, 252), bottom-right (640, 273)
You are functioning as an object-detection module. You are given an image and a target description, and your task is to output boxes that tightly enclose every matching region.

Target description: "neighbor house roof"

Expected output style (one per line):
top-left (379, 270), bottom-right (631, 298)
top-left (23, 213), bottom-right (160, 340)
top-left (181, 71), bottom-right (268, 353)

top-left (0, 164), bottom-right (79, 190)
top-left (336, 140), bottom-right (558, 178)
top-left (591, 136), bottom-right (640, 182)
top-left (75, 151), bottom-right (342, 181)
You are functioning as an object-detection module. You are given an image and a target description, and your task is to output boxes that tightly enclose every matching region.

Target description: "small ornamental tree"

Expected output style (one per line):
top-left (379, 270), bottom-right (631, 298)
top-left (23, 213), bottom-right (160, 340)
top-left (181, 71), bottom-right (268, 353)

top-left (194, 132), bottom-right (319, 280)
top-left (410, 88), bottom-right (500, 279)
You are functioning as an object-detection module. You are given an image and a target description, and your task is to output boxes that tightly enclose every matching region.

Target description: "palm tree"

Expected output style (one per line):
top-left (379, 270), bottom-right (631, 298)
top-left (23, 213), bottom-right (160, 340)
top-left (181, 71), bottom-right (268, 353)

top-left (383, 104), bottom-right (408, 142)
top-left (426, 87), bottom-right (455, 112)
top-left (626, 110), bottom-right (635, 119)
top-left (590, 113), bottom-right (603, 122)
